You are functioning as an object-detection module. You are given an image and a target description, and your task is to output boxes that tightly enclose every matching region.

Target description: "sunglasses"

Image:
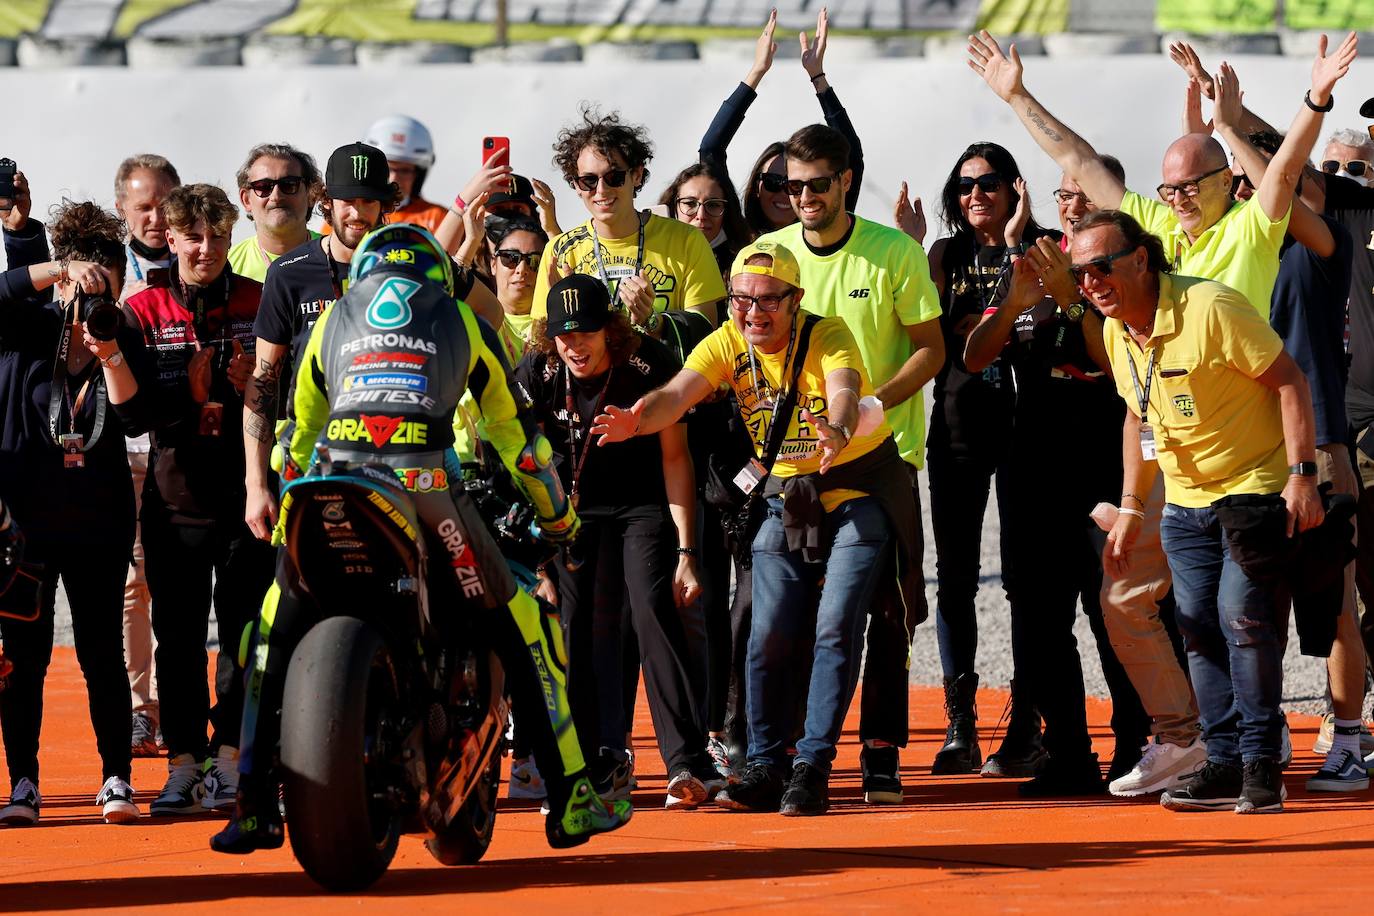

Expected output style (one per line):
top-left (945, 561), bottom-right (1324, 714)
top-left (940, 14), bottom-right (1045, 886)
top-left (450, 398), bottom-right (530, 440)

top-left (1156, 164), bottom-right (1230, 202)
top-left (958, 174), bottom-right (1005, 196)
top-left (246, 176), bottom-right (304, 198)
top-left (784, 173), bottom-right (841, 197)
top-left (728, 289), bottom-right (794, 313)
top-left (1231, 171), bottom-right (1254, 195)
top-left (1321, 159), bottom-right (1371, 178)
top-left (676, 197), bottom-right (728, 218)
top-left (493, 249), bottom-right (541, 270)
top-left (571, 169), bottom-right (628, 192)
top-left (758, 172), bottom-right (788, 193)
top-left (1069, 246), bottom-right (1139, 284)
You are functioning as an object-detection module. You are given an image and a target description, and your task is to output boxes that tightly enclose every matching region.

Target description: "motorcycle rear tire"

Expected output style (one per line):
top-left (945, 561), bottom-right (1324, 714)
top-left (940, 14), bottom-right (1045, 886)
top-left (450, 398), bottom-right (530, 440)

top-left (424, 737), bottom-right (502, 865)
top-left (280, 616), bottom-right (402, 892)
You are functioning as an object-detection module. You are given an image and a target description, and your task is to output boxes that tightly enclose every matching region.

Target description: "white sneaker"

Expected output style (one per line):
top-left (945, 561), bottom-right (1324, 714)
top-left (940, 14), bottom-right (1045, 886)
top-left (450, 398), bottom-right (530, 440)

top-left (1312, 714), bottom-right (1374, 755)
top-left (508, 757), bottom-right (547, 800)
top-left (150, 753), bottom-right (207, 816)
top-left (0, 777), bottom-right (40, 826)
top-left (96, 776), bottom-right (140, 824)
top-left (202, 746), bottom-right (239, 812)
top-left (1108, 738), bottom-right (1207, 797)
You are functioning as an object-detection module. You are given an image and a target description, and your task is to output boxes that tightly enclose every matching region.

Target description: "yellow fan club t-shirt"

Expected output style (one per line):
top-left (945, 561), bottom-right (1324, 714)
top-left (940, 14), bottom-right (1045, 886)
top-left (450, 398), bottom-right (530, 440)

top-left (757, 216), bottom-right (942, 469)
top-left (531, 213), bottom-right (726, 320)
top-left (684, 311), bottom-right (892, 512)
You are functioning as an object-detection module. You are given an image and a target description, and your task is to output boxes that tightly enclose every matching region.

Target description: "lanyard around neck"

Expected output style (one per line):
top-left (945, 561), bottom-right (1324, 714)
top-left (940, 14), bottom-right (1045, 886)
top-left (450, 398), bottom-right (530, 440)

top-left (746, 318), bottom-right (799, 445)
top-left (590, 211), bottom-right (648, 308)
top-left (564, 365), bottom-right (615, 507)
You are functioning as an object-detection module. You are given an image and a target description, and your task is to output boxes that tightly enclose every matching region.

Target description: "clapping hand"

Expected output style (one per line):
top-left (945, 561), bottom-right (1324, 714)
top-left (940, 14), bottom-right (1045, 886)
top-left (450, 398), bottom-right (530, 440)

top-left (894, 181), bottom-right (926, 245)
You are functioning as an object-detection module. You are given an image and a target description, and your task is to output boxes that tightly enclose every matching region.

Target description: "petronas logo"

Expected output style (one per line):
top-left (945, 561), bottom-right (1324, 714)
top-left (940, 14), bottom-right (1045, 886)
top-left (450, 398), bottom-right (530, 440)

top-left (365, 277), bottom-right (421, 330)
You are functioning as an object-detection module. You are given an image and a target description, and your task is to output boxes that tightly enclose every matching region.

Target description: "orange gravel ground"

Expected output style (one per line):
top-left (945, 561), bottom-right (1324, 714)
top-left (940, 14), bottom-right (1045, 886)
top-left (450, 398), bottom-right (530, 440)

top-left (1, 647), bottom-right (1372, 913)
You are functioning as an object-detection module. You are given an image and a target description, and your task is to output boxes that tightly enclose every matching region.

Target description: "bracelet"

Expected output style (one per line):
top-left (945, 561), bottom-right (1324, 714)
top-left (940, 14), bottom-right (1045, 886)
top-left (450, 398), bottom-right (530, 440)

top-left (1304, 90), bottom-right (1334, 113)
top-left (809, 71), bottom-right (826, 84)
top-left (59, 259), bottom-right (70, 284)
top-left (1118, 507), bottom-right (1145, 519)
top-left (676, 546), bottom-right (699, 558)
top-left (1121, 493), bottom-right (1145, 507)
top-left (452, 193), bottom-right (467, 211)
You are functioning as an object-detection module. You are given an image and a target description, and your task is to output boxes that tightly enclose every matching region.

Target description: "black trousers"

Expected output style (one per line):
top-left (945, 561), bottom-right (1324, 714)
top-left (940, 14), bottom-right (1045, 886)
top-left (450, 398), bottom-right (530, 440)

top-left (0, 539), bottom-right (132, 786)
top-left (700, 503), bottom-right (734, 734)
top-left (143, 509), bottom-right (275, 760)
top-left (558, 505), bottom-right (705, 776)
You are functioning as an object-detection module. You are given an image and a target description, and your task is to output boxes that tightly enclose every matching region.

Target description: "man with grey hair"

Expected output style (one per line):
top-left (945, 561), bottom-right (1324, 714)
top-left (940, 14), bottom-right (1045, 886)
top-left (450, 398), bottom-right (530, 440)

top-left (1320, 127), bottom-right (1374, 186)
top-left (227, 143), bottom-right (323, 283)
top-left (112, 153), bottom-right (180, 760)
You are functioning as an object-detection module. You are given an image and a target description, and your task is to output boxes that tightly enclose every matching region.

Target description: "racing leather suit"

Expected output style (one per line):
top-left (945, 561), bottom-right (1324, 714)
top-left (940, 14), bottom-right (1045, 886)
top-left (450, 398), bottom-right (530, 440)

top-left (236, 265), bottom-right (586, 811)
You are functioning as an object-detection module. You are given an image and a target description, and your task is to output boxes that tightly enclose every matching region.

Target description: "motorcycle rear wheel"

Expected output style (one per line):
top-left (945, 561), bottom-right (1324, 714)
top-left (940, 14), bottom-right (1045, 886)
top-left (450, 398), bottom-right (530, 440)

top-left (280, 616), bottom-right (404, 892)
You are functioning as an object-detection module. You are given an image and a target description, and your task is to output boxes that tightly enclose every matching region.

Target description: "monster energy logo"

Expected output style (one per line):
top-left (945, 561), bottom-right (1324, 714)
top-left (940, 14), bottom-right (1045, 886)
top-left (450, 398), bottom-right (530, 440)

top-left (561, 287), bottom-right (579, 312)
top-left (351, 154), bottom-right (368, 180)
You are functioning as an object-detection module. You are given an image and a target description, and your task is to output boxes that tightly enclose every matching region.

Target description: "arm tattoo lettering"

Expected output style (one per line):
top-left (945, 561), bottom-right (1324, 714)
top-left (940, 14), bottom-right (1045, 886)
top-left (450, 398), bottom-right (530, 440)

top-left (1026, 105), bottom-right (1064, 143)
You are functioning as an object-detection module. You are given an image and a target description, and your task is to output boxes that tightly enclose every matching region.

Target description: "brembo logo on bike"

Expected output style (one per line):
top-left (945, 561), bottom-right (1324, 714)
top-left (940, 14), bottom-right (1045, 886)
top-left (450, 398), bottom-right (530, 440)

top-left (437, 518), bottom-right (484, 598)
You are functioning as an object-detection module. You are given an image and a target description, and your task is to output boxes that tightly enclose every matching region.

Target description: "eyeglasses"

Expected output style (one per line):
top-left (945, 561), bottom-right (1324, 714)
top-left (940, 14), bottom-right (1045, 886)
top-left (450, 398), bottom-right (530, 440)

top-left (246, 176), bottom-right (304, 198)
top-left (1321, 159), bottom-right (1371, 178)
top-left (1156, 165), bottom-right (1230, 202)
top-left (784, 173), bottom-right (841, 197)
top-left (728, 289), bottom-right (794, 313)
top-left (1053, 188), bottom-right (1089, 205)
top-left (758, 172), bottom-right (788, 193)
top-left (676, 197), bottom-right (728, 218)
top-left (493, 249), bottom-right (541, 270)
top-left (1069, 246), bottom-right (1139, 284)
top-left (958, 174), bottom-right (1004, 196)
top-left (571, 169), bottom-right (628, 192)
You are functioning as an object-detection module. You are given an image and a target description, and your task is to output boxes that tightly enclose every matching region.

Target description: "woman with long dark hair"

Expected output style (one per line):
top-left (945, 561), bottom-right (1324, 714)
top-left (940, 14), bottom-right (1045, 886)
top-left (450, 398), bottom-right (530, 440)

top-left (658, 161), bottom-right (754, 282)
top-left (919, 142), bottom-right (1051, 780)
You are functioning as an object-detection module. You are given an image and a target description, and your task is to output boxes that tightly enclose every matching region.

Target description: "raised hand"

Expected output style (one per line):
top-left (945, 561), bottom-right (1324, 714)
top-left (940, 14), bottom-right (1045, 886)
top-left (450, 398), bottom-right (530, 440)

top-left (1311, 31), bottom-right (1359, 105)
top-left (747, 8), bottom-right (778, 87)
top-left (1, 170), bottom-right (31, 231)
top-left (799, 7), bottom-right (828, 81)
top-left (1212, 61), bottom-right (1244, 132)
top-left (966, 30), bottom-right (1025, 103)
top-left (1024, 236), bottom-right (1079, 306)
top-left (460, 149), bottom-right (514, 211)
top-left (894, 181), bottom-right (926, 245)
top-left (1167, 41), bottom-right (1215, 99)
top-left (530, 177), bottom-right (562, 236)
top-left (1184, 78), bottom-right (1214, 135)
top-left (457, 191), bottom-right (489, 268)
top-left (1005, 177), bottom-right (1031, 247)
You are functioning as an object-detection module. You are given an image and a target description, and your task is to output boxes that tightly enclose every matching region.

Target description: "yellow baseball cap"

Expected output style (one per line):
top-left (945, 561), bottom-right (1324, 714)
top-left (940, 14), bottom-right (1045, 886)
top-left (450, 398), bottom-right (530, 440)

top-left (730, 240), bottom-right (802, 289)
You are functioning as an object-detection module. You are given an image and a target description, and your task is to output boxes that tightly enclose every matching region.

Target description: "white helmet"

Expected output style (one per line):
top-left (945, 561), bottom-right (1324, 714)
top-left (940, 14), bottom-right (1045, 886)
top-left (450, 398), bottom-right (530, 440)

top-left (363, 115), bottom-right (436, 169)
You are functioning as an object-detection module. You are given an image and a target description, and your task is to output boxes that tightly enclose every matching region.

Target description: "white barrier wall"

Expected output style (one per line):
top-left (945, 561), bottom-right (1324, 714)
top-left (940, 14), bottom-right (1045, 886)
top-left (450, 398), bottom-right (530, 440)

top-left (5, 55), bottom-right (1373, 266)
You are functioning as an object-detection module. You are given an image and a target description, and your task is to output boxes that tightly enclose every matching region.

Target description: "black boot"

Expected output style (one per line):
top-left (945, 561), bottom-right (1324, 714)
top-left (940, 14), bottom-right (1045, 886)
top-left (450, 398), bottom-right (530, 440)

top-left (931, 673), bottom-right (981, 775)
top-left (210, 787), bottom-right (284, 855)
top-left (981, 678), bottom-right (1047, 778)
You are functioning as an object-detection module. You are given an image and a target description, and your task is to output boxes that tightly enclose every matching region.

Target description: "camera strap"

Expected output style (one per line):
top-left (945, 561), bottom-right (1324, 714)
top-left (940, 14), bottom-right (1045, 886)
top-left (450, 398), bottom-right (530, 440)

top-left (47, 306), bottom-right (108, 451)
top-left (738, 312), bottom-right (820, 509)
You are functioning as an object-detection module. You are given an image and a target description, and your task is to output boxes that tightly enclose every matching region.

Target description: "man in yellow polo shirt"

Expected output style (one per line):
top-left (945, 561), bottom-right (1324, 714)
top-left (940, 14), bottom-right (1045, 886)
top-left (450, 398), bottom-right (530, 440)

top-left (1076, 210), bottom-right (1323, 817)
top-left (758, 123), bottom-right (943, 805)
top-left (967, 27), bottom-right (1357, 317)
top-left (531, 108), bottom-right (725, 334)
top-left (590, 241), bottom-right (922, 818)
top-left (228, 144), bottom-right (323, 284)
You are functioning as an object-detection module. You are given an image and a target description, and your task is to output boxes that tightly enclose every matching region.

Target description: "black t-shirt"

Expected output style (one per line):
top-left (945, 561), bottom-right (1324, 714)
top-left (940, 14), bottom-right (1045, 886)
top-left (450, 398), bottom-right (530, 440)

top-left (1322, 175), bottom-right (1374, 429)
top-left (255, 238), bottom-right (477, 417)
top-left (514, 335), bottom-right (679, 513)
top-left (930, 227), bottom-right (1059, 459)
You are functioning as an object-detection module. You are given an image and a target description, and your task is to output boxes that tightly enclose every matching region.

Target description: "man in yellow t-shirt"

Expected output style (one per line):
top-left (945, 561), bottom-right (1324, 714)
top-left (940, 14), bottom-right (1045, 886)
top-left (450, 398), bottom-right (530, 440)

top-left (531, 107), bottom-right (725, 335)
top-left (757, 123), bottom-right (943, 804)
top-left (1077, 211), bottom-right (1323, 815)
top-left (591, 240), bottom-right (922, 818)
top-left (228, 144), bottom-right (324, 284)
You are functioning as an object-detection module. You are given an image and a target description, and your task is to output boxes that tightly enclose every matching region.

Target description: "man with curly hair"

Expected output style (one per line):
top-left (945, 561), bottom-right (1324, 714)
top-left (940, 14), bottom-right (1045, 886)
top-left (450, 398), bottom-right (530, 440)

top-left (532, 106), bottom-right (726, 336)
top-left (122, 183), bottom-right (277, 819)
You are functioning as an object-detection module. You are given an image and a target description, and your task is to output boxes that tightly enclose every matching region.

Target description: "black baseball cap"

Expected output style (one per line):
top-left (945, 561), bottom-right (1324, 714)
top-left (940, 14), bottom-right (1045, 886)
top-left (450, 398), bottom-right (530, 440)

top-left (488, 174), bottom-right (537, 215)
top-left (1361, 97), bottom-right (1374, 119)
top-left (325, 142), bottom-right (391, 201)
top-left (545, 274), bottom-right (611, 338)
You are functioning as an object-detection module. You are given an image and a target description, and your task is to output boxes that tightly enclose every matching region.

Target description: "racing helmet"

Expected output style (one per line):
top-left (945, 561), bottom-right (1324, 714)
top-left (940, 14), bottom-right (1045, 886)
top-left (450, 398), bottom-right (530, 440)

top-left (363, 115), bottom-right (436, 169)
top-left (349, 223), bottom-right (455, 297)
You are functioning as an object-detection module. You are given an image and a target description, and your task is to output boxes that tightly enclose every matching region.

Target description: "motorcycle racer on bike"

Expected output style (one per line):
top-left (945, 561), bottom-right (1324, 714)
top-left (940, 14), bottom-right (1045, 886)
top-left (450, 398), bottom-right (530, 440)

top-left (211, 224), bottom-right (632, 855)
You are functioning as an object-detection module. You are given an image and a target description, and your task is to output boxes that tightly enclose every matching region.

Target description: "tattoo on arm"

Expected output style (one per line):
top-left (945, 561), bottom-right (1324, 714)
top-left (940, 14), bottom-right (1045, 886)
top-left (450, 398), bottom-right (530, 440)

top-left (245, 411), bottom-right (275, 444)
top-left (244, 357), bottom-right (283, 443)
top-left (1025, 102), bottom-right (1064, 142)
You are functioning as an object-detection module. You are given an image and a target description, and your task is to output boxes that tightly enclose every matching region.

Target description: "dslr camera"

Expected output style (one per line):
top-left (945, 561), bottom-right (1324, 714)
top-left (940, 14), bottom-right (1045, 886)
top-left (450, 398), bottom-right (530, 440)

top-left (77, 290), bottom-right (123, 342)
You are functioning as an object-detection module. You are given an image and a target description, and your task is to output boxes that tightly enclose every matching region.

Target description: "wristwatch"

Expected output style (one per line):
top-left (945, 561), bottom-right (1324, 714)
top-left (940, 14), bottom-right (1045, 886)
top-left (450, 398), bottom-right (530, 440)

top-left (101, 350), bottom-right (125, 368)
top-left (1288, 461), bottom-right (1319, 477)
top-left (1065, 300), bottom-right (1087, 323)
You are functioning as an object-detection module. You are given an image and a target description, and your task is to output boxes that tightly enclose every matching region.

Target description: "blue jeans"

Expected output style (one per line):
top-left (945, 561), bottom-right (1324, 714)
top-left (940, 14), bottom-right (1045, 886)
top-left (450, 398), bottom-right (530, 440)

top-left (747, 495), bottom-right (892, 773)
top-left (1159, 503), bottom-right (1285, 764)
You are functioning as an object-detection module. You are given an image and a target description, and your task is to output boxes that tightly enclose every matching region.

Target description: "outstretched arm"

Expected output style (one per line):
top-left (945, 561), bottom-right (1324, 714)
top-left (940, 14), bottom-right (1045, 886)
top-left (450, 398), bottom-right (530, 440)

top-left (966, 30), bottom-right (1124, 209)
top-left (591, 368), bottom-right (715, 444)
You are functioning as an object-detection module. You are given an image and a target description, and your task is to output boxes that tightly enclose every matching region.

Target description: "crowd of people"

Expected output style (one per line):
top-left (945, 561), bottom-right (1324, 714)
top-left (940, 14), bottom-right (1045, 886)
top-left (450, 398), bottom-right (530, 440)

top-left (2, 12), bottom-right (1374, 851)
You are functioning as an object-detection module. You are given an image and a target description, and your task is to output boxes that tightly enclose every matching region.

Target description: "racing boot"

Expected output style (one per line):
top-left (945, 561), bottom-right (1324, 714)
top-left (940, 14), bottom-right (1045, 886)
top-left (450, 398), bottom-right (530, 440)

top-left (209, 786), bottom-right (284, 855)
top-left (931, 673), bottom-right (981, 775)
top-left (545, 775), bottom-right (633, 849)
